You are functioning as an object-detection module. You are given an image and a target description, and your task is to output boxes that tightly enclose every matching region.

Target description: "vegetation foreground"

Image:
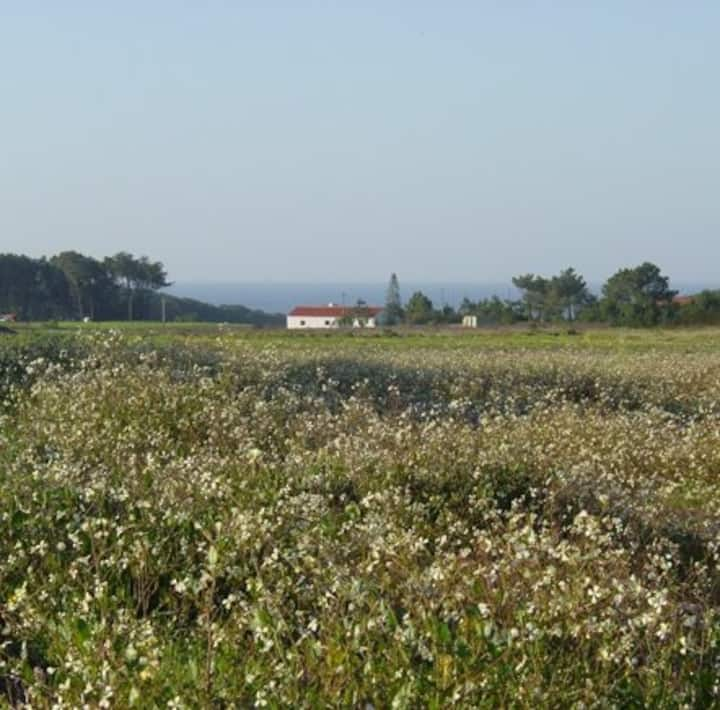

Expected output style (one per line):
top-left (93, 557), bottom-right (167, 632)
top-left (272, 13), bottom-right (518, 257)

top-left (2, 328), bottom-right (720, 707)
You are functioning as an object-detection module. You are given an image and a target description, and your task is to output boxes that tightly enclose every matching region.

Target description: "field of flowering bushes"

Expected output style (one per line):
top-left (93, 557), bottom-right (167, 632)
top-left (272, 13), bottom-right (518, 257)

top-left (2, 329), bottom-right (720, 707)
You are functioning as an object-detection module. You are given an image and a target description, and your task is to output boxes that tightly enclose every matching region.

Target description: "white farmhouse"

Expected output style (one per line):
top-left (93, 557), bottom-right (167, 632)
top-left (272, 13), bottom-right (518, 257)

top-left (287, 304), bottom-right (383, 329)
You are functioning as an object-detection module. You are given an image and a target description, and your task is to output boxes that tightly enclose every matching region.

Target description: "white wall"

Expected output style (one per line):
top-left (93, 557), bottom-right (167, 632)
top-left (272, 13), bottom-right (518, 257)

top-left (287, 316), bottom-right (377, 329)
top-left (287, 315), bottom-right (338, 329)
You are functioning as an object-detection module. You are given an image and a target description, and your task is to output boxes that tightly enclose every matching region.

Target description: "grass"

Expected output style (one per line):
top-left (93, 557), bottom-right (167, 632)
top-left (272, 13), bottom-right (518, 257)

top-left (10, 320), bottom-right (720, 351)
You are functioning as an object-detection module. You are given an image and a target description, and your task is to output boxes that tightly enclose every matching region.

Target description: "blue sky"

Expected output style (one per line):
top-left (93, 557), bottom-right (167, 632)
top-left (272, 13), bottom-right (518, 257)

top-left (1, 2), bottom-right (718, 284)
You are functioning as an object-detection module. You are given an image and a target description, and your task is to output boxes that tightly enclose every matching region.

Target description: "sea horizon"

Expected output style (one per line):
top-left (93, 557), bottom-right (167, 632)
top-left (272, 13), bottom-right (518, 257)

top-left (166, 281), bottom-right (520, 313)
top-left (166, 280), bottom-right (718, 314)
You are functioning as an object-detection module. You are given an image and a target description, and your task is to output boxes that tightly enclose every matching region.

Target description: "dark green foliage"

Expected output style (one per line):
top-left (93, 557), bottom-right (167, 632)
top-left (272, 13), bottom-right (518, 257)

top-left (50, 251), bottom-right (118, 320)
top-left (599, 262), bottom-right (676, 326)
top-left (405, 291), bottom-right (435, 324)
top-left (382, 273), bottom-right (404, 326)
top-left (552, 267), bottom-right (594, 321)
top-left (0, 254), bottom-right (72, 320)
top-left (0, 251), bottom-right (281, 325)
top-left (512, 268), bottom-right (594, 322)
top-left (144, 295), bottom-right (284, 326)
top-left (675, 290), bottom-right (720, 325)
top-left (459, 296), bottom-right (523, 325)
top-left (104, 252), bottom-right (171, 321)
top-left (512, 273), bottom-right (550, 321)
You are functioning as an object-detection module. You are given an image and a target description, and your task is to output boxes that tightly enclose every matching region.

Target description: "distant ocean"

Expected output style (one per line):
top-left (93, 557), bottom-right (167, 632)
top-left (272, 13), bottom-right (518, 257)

top-left (166, 281), bottom-right (716, 314)
top-left (166, 282), bottom-right (519, 314)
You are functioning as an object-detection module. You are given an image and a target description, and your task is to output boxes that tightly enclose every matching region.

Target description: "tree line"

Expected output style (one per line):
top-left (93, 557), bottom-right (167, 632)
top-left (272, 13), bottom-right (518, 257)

top-left (3, 252), bottom-right (717, 328)
top-left (381, 264), bottom-right (720, 327)
top-left (0, 251), bottom-right (283, 325)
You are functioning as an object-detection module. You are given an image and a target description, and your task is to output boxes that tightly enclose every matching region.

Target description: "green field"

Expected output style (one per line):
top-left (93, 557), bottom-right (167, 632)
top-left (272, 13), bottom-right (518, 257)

top-left (8, 319), bottom-right (720, 351)
top-left (1, 326), bottom-right (720, 707)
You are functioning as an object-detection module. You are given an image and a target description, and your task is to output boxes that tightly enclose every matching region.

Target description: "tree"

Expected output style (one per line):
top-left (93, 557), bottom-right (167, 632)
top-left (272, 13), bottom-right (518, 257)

top-left (0, 254), bottom-right (72, 320)
top-left (338, 299), bottom-right (373, 328)
top-left (600, 262), bottom-right (676, 326)
top-left (513, 268), bottom-right (593, 322)
top-left (675, 291), bottom-right (720, 325)
top-left (34, 259), bottom-right (74, 319)
top-left (382, 273), bottom-right (404, 325)
top-left (105, 252), bottom-right (170, 320)
top-left (134, 256), bottom-right (171, 291)
top-left (0, 249), bottom-right (287, 325)
top-left (405, 291), bottom-right (434, 324)
top-left (459, 297), bottom-right (475, 316)
top-left (438, 304), bottom-right (459, 324)
top-left (105, 252), bottom-right (137, 320)
top-left (512, 274), bottom-right (550, 321)
top-left (51, 251), bottom-right (117, 320)
top-left (460, 295), bottom-right (522, 325)
top-left (550, 267), bottom-right (593, 321)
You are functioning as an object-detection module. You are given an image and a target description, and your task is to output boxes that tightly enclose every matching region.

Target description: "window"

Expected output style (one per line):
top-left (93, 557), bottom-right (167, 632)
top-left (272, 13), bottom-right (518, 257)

top-left (325, 320), bottom-right (330, 325)
top-left (300, 320), bottom-right (306, 326)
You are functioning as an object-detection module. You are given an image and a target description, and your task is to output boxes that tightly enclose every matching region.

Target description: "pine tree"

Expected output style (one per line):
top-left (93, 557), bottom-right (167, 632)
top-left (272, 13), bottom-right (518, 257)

top-left (383, 273), bottom-right (403, 325)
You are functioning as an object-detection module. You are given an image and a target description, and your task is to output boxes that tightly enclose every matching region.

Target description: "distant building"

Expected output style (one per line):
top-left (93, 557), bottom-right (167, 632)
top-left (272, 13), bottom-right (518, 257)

top-left (462, 315), bottom-right (478, 328)
top-left (287, 304), bottom-right (383, 329)
top-left (656, 294), bottom-right (695, 307)
top-left (0, 313), bottom-right (17, 322)
top-left (672, 295), bottom-right (695, 306)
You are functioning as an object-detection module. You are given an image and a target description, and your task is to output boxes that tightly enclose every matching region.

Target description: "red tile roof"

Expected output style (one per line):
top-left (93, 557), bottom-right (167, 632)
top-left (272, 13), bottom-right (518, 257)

top-left (672, 295), bottom-right (695, 306)
top-left (289, 305), bottom-right (383, 317)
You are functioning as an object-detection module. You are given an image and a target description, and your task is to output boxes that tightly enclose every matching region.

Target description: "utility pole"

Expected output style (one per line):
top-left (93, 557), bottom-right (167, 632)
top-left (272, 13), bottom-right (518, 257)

top-left (161, 296), bottom-right (167, 324)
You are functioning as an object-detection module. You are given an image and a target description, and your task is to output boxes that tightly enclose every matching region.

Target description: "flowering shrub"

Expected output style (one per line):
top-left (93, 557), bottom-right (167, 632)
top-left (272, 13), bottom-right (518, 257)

top-left (1, 334), bottom-right (720, 707)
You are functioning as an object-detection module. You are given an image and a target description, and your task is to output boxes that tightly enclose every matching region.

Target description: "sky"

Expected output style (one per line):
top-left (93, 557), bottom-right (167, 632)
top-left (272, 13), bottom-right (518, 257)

top-left (1, 2), bottom-right (719, 285)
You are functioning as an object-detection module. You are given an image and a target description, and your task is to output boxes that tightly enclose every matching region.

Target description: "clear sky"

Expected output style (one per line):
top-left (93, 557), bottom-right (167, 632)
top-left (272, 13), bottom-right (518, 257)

top-left (1, 2), bottom-right (718, 284)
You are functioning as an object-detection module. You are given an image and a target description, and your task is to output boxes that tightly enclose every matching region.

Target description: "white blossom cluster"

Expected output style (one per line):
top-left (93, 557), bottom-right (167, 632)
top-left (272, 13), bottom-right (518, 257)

top-left (0, 332), bottom-right (719, 706)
